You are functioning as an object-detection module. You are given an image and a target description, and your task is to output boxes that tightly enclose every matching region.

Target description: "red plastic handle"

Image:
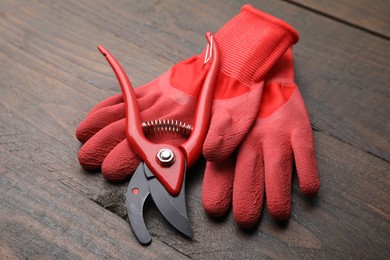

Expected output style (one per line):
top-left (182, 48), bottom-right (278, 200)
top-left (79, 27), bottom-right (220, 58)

top-left (180, 32), bottom-right (220, 167)
top-left (97, 33), bottom-right (219, 196)
top-left (98, 45), bottom-right (185, 196)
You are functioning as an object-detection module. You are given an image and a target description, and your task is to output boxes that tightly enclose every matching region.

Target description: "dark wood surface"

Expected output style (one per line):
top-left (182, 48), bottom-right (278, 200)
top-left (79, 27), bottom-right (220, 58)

top-left (288, 0), bottom-right (390, 38)
top-left (1, 0), bottom-right (389, 259)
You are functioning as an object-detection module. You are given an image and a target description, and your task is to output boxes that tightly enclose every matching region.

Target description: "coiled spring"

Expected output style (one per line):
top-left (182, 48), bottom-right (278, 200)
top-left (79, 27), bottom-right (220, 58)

top-left (142, 119), bottom-right (192, 136)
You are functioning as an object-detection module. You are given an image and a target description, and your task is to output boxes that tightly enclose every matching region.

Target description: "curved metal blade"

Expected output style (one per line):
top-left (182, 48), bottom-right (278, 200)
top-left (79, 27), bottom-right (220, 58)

top-left (125, 163), bottom-right (152, 245)
top-left (147, 163), bottom-right (193, 238)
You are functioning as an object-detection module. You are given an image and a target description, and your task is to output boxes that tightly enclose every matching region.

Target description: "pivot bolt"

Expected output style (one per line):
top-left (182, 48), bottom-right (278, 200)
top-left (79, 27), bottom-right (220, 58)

top-left (157, 149), bottom-right (175, 166)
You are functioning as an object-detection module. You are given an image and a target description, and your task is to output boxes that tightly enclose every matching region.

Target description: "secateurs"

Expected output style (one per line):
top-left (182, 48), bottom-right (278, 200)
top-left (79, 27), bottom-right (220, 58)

top-left (97, 32), bottom-right (219, 245)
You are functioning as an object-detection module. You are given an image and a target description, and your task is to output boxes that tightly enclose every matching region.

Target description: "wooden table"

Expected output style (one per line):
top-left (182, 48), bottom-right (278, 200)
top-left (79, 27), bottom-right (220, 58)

top-left (1, 1), bottom-right (389, 259)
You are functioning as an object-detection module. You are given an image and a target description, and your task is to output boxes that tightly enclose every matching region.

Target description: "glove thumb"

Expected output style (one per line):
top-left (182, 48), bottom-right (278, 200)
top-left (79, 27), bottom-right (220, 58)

top-left (203, 86), bottom-right (262, 161)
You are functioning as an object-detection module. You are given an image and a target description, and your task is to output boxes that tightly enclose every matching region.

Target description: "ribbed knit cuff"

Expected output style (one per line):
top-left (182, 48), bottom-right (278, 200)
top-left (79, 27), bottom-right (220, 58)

top-left (202, 5), bottom-right (299, 86)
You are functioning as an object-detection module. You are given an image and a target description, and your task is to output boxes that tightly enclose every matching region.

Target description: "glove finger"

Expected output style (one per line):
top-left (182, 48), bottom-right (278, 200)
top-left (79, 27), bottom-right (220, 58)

top-left (78, 118), bottom-right (126, 170)
top-left (76, 85), bottom-right (162, 144)
top-left (232, 135), bottom-right (264, 228)
top-left (102, 139), bottom-right (141, 182)
top-left (139, 90), bottom-right (196, 128)
top-left (291, 128), bottom-right (320, 196)
top-left (76, 102), bottom-right (126, 143)
top-left (202, 152), bottom-right (236, 217)
top-left (100, 119), bottom-right (191, 181)
top-left (137, 88), bottom-right (163, 112)
top-left (85, 83), bottom-right (155, 116)
top-left (263, 137), bottom-right (293, 221)
top-left (203, 87), bottom-right (262, 162)
top-left (135, 71), bottom-right (197, 112)
top-left (95, 101), bottom-right (193, 179)
top-left (78, 91), bottom-right (194, 171)
top-left (87, 94), bottom-right (123, 116)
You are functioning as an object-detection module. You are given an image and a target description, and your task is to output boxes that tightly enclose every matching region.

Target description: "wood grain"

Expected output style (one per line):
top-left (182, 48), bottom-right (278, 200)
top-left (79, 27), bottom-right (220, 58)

top-left (286, 0), bottom-right (390, 38)
top-left (0, 106), bottom-right (188, 259)
top-left (0, 0), bottom-right (389, 259)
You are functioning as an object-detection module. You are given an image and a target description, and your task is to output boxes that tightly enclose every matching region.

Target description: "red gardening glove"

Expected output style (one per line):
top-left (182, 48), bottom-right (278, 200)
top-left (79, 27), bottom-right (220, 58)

top-left (76, 5), bottom-right (299, 181)
top-left (202, 48), bottom-right (320, 227)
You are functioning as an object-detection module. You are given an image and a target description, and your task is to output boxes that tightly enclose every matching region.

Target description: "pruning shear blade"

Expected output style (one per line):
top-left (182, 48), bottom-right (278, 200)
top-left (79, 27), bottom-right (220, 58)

top-left (99, 32), bottom-right (219, 245)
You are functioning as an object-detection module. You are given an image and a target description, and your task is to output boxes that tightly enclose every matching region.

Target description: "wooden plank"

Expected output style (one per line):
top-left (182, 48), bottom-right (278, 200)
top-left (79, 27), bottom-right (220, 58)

top-left (0, 0), bottom-right (389, 258)
top-left (286, 0), bottom-right (390, 38)
top-left (1, 0), bottom-right (388, 161)
top-left (1, 104), bottom-right (388, 259)
top-left (0, 106), bottom-right (188, 259)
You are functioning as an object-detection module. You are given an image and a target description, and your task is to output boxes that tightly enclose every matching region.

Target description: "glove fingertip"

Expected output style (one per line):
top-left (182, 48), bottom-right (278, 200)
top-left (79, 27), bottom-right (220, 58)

top-left (300, 179), bottom-right (320, 197)
top-left (232, 143), bottom-right (264, 228)
top-left (233, 212), bottom-right (259, 228)
top-left (76, 103), bottom-right (127, 144)
top-left (233, 190), bottom-right (263, 228)
top-left (267, 200), bottom-right (291, 221)
top-left (291, 128), bottom-right (320, 198)
top-left (202, 197), bottom-right (231, 218)
top-left (102, 168), bottom-right (131, 182)
top-left (297, 154), bottom-right (320, 197)
top-left (87, 94), bottom-right (124, 116)
top-left (75, 122), bottom-right (92, 143)
top-left (78, 148), bottom-right (101, 171)
top-left (202, 175), bottom-right (232, 217)
top-left (202, 160), bottom-right (235, 217)
top-left (76, 94), bottom-right (125, 143)
top-left (102, 157), bottom-right (140, 182)
top-left (101, 140), bottom-right (141, 182)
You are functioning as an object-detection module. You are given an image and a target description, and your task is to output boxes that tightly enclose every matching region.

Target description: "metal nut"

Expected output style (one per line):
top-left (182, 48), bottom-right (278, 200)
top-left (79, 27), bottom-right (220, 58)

top-left (157, 149), bottom-right (175, 166)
